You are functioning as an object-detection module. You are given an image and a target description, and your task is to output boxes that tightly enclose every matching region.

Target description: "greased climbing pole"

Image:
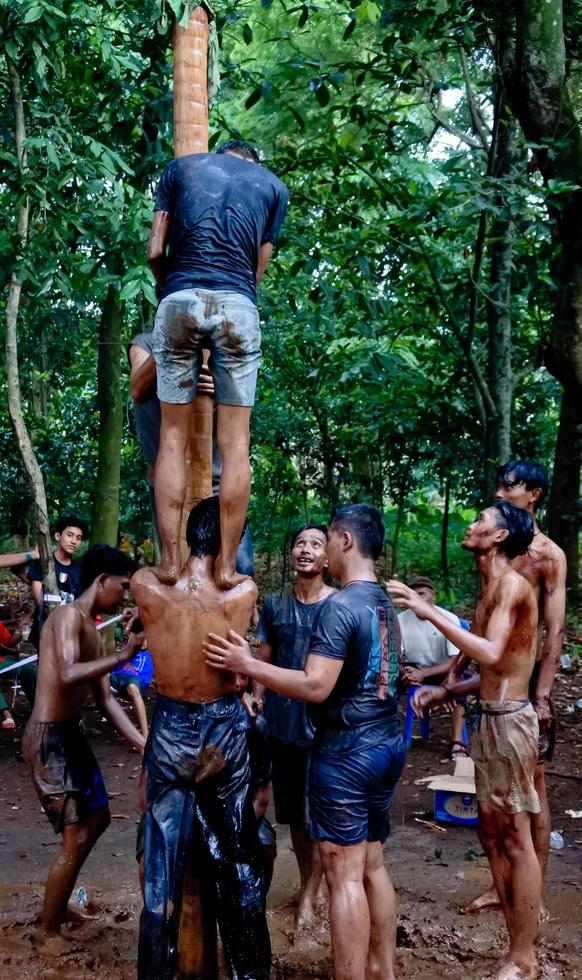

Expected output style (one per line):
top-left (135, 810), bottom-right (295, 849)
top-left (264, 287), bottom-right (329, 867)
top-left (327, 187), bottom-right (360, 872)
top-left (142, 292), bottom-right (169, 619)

top-left (172, 6), bottom-right (217, 977)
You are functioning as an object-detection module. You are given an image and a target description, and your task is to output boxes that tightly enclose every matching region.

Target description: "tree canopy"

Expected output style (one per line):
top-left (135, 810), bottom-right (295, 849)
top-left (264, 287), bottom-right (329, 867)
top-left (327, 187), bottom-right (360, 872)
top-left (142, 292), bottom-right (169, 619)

top-left (1, 0), bottom-right (579, 597)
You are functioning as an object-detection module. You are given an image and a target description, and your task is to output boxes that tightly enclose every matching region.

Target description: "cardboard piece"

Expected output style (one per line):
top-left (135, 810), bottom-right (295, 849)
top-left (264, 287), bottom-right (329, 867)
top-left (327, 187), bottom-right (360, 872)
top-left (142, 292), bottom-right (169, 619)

top-left (416, 757), bottom-right (478, 827)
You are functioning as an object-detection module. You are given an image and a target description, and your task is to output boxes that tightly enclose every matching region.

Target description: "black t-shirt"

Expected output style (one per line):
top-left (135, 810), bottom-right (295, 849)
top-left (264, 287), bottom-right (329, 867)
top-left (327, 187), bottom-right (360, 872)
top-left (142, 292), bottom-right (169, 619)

top-left (28, 555), bottom-right (82, 600)
top-left (155, 152), bottom-right (289, 303)
top-left (308, 581), bottom-right (403, 736)
top-left (128, 332), bottom-right (161, 467)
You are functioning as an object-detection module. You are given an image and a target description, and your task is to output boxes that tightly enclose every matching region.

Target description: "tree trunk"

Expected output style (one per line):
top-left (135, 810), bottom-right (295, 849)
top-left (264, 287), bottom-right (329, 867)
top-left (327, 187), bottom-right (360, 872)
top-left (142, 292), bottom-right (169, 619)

top-left (548, 391), bottom-right (581, 588)
top-left (440, 476), bottom-right (451, 591)
top-left (90, 284), bottom-right (125, 546)
top-left (498, 0), bottom-right (582, 564)
top-left (485, 109), bottom-right (519, 491)
top-left (5, 57), bottom-right (57, 597)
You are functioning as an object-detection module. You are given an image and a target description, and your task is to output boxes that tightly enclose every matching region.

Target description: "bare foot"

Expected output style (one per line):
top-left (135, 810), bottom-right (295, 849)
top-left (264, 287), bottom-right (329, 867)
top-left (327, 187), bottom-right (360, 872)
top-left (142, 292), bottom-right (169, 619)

top-left (539, 904), bottom-right (550, 923)
top-left (153, 564), bottom-right (179, 585)
top-left (213, 558), bottom-right (251, 591)
top-left (488, 956), bottom-right (538, 979)
top-left (461, 885), bottom-right (500, 914)
top-left (294, 897), bottom-right (317, 937)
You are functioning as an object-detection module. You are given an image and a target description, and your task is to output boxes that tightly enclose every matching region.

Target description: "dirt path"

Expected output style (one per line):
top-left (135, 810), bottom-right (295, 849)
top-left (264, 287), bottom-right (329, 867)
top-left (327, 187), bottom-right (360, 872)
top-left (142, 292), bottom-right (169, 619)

top-left (1, 671), bottom-right (582, 978)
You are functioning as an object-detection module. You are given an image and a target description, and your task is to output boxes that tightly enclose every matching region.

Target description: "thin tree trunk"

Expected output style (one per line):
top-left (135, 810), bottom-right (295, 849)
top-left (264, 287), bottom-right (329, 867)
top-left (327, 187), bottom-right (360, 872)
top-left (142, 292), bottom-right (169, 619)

top-left (548, 391), bottom-right (581, 589)
top-left (441, 476), bottom-right (451, 591)
top-left (90, 284), bottom-right (125, 546)
top-left (390, 463), bottom-right (411, 577)
top-left (485, 110), bottom-right (519, 491)
top-left (5, 56), bottom-right (57, 596)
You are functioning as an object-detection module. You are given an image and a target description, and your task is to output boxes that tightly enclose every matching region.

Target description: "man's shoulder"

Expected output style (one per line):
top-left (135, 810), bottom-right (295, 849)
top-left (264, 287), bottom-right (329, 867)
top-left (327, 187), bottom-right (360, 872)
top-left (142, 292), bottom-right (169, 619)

top-left (533, 532), bottom-right (567, 570)
top-left (50, 602), bottom-right (87, 631)
top-left (131, 567), bottom-right (160, 599)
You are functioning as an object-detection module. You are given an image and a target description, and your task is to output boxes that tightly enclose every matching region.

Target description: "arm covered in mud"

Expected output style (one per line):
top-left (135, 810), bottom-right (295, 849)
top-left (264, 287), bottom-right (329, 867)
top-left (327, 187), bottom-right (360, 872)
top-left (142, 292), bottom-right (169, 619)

top-left (387, 579), bottom-right (520, 669)
top-left (54, 611), bottom-right (143, 688)
top-left (532, 546), bottom-right (567, 725)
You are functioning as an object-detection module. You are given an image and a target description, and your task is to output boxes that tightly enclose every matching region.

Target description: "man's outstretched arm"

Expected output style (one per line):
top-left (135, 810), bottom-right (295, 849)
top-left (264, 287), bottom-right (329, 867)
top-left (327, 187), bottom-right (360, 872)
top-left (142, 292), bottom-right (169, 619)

top-left (54, 613), bottom-right (144, 687)
top-left (387, 579), bottom-right (520, 669)
top-left (204, 629), bottom-right (342, 703)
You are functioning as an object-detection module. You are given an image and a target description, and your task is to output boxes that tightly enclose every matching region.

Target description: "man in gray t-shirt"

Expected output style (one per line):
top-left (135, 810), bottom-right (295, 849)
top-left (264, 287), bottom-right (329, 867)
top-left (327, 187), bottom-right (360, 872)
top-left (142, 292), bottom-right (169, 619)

top-left (254, 524), bottom-right (334, 934)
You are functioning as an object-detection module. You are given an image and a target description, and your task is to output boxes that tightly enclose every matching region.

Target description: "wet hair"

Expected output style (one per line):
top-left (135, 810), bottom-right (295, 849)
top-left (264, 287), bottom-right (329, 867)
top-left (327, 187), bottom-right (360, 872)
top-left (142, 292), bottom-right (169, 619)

top-left (216, 139), bottom-right (260, 164)
top-left (330, 503), bottom-right (385, 560)
top-left (496, 459), bottom-right (549, 510)
top-left (185, 496), bottom-right (223, 558)
top-left (79, 545), bottom-right (137, 593)
top-left (490, 501), bottom-right (535, 559)
top-left (290, 524), bottom-right (328, 549)
top-left (55, 515), bottom-right (88, 537)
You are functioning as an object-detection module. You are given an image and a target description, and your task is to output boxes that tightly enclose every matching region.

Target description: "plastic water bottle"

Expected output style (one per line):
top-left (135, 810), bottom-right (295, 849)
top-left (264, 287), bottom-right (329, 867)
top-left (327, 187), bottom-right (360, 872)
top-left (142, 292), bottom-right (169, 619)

top-left (549, 831), bottom-right (564, 850)
top-left (560, 653), bottom-right (572, 670)
top-left (76, 886), bottom-right (88, 908)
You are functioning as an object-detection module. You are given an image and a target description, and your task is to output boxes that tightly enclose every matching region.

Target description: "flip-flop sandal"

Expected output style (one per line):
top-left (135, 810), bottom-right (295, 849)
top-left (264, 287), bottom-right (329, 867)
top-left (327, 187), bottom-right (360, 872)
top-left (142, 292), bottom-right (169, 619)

top-left (1, 717), bottom-right (16, 730)
top-left (450, 740), bottom-right (469, 759)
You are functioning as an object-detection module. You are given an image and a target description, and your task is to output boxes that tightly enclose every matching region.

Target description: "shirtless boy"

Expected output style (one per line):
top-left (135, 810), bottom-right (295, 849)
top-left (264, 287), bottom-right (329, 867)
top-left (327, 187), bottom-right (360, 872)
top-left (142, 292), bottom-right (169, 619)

top-left (131, 495), bottom-right (270, 980)
top-left (23, 545), bottom-right (146, 950)
top-left (389, 500), bottom-right (541, 980)
top-left (414, 460), bottom-right (567, 916)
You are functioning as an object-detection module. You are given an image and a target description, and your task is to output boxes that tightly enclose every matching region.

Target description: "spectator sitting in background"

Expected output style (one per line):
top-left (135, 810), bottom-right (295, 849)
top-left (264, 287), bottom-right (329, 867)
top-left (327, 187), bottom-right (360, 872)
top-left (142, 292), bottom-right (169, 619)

top-left (110, 638), bottom-right (154, 739)
top-left (398, 575), bottom-right (469, 758)
top-left (0, 604), bottom-right (37, 729)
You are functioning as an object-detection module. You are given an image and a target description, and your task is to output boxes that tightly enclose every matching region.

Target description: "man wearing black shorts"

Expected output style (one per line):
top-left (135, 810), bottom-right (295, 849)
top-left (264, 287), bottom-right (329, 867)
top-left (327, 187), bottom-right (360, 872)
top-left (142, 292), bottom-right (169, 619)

top-left (205, 504), bottom-right (405, 980)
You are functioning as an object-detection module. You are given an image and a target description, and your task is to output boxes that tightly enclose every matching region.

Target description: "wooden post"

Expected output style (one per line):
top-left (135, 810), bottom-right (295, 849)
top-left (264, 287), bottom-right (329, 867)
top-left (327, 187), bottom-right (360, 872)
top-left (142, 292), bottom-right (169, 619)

top-left (173, 5), bottom-right (214, 572)
top-left (172, 7), bottom-right (217, 977)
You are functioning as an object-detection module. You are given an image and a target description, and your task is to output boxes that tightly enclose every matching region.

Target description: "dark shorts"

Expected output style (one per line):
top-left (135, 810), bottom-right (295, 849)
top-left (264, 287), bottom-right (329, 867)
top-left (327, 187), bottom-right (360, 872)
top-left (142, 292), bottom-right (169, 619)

top-left (111, 673), bottom-right (144, 697)
top-left (529, 661), bottom-right (556, 763)
top-left (23, 720), bottom-right (108, 834)
top-left (269, 736), bottom-right (311, 826)
top-left (308, 727), bottom-right (405, 847)
top-left (139, 692), bottom-right (270, 980)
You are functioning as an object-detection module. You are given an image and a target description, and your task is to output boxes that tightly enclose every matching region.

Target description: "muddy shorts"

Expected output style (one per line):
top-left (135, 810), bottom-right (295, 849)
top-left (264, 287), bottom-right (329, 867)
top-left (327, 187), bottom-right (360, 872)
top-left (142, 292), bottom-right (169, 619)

top-left (153, 288), bottom-right (261, 407)
top-left (139, 692), bottom-right (270, 980)
top-left (308, 721), bottom-right (405, 847)
top-left (472, 700), bottom-right (540, 814)
top-left (269, 736), bottom-right (311, 826)
top-left (529, 660), bottom-right (557, 763)
top-left (23, 720), bottom-right (108, 834)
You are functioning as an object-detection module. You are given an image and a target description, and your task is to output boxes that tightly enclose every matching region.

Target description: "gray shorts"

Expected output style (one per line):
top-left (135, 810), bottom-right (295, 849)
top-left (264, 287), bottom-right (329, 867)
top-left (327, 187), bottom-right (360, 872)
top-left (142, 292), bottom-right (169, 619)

top-left (153, 288), bottom-right (261, 407)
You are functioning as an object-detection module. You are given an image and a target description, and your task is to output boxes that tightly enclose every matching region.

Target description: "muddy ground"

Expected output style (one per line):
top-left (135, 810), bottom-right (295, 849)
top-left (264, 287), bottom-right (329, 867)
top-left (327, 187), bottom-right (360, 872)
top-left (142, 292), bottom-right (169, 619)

top-left (1, 667), bottom-right (581, 980)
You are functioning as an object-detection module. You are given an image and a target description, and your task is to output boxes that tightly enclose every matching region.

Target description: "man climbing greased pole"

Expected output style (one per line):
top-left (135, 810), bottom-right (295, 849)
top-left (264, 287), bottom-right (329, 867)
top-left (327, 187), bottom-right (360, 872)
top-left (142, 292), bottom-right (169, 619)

top-left (147, 140), bottom-right (288, 589)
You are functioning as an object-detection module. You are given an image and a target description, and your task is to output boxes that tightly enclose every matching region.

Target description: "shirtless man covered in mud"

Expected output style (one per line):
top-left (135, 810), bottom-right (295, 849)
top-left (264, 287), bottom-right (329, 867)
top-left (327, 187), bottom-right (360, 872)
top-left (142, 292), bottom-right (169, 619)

top-left (23, 545), bottom-right (146, 952)
top-left (414, 460), bottom-right (567, 918)
top-left (389, 500), bottom-right (541, 980)
top-left (131, 495), bottom-right (270, 980)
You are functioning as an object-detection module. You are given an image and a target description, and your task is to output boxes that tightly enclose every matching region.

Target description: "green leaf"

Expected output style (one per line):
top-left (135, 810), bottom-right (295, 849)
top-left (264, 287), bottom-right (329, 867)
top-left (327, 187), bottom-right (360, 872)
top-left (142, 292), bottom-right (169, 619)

top-left (243, 23), bottom-right (253, 45)
top-left (119, 278), bottom-right (142, 301)
top-left (315, 83), bottom-right (330, 107)
top-left (298, 5), bottom-right (309, 28)
top-left (23, 4), bottom-right (44, 23)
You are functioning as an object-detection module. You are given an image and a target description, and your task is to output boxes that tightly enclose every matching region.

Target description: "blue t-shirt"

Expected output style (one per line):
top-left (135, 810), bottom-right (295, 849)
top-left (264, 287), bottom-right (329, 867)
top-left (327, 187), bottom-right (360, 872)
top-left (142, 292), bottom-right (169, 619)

top-left (111, 649), bottom-right (154, 688)
top-left (257, 588), bottom-right (334, 746)
top-left (155, 152), bottom-right (289, 303)
top-left (307, 581), bottom-right (403, 742)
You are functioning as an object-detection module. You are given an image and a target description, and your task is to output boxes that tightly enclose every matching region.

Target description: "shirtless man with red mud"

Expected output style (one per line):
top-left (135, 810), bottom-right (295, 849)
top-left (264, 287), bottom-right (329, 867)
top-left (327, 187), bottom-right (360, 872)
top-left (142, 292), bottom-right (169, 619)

top-left (414, 460), bottom-right (567, 919)
top-left (389, 500), bottom-right (541, 980)
top-left (23, 545), bottom-right (146, 953)
top-left (131, 496), bottom-right (270, 980)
